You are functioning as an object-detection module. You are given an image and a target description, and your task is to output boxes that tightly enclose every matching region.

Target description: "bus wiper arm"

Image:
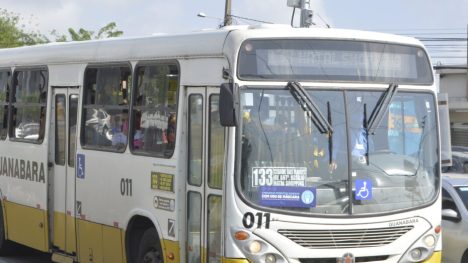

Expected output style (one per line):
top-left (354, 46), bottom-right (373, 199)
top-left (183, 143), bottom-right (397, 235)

top-left (367, 83), bottom-right (398, 135)
top-left (287, 81), bottom-right (333, 134)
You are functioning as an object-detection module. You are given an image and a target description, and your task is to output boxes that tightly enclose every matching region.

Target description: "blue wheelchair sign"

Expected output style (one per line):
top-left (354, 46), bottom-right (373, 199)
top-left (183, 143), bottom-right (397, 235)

top-left (355, 179), bottom-right (372, 201)
top-left (77, 154), bottom-right (85, 179)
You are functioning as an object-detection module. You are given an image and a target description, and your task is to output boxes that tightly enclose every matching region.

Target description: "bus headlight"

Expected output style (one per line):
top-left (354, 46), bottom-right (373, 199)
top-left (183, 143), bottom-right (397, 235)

top-left (248, 240), bottom-right (262, 253)
top-left (399, 227), bottom-right (440, 263)
top-left (265, 254), bottom-right (277, 263)
top-left (423, 235), bottom-right (435, 247)
top-left (231, 227), bottom-right (286, 263)
top-left (409, 248), bottom-right (423, 261)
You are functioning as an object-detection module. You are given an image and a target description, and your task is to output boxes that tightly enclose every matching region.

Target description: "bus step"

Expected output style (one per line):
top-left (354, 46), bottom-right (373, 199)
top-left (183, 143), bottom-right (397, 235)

top-left (51, 252), bottom-right (75, 263)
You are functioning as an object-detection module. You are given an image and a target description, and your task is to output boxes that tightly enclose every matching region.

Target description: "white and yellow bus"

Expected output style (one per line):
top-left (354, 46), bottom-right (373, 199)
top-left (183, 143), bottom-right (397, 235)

top-left (0, 25), bottom-right (442, 263)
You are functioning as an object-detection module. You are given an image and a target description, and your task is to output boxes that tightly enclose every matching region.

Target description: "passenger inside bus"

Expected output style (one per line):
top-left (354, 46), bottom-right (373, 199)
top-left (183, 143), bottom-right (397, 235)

top-left (166, 113), bottom-right (176, 149)
top-left (111, 111), bottom-right (128, 148)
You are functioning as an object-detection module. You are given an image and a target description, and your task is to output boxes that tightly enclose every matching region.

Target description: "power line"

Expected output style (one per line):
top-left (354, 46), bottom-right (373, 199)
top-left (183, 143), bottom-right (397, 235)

top-left (315, 13), bottom-right (330, 28)
top-left (229, 15), bottom-right (273, 24)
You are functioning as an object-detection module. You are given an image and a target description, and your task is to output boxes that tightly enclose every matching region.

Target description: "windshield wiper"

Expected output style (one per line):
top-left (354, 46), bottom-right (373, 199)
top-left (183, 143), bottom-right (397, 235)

top-left (287, 81), bottom-right (334, 166)
top-left (287, 81), bottom-right (333, 134)
top-left (367, 83), bottom-right (398, 135)
top-left (327, 101), bottom-right (333, 165)
top-left (361, 83), bottom-right (397, 165)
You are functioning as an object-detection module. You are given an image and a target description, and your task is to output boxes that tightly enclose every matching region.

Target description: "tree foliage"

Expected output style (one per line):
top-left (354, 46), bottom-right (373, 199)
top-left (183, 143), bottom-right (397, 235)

top-left (0, 8), bottom-right (124, 47)
top-left (53, 22), bottom-right (123, 42)
top-left (0, 8), bottom-right (48, 48)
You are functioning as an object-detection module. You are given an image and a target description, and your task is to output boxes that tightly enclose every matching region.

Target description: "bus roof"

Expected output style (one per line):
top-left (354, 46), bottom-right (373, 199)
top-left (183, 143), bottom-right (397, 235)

top-left (0, 25), bottom-right (425, 67)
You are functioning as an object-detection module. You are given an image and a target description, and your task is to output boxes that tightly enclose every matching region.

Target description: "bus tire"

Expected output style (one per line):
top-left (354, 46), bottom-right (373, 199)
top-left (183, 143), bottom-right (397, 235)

top-left (136, 228), bottom-right (163, 263)
top-left (0, 202), bottom-right (14, 255)
top-left (461, 250), bottom-right (468, 263)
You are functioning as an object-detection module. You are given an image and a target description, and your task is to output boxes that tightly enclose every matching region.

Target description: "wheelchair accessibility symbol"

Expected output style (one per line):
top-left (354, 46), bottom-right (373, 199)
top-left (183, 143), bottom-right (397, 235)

top-left (77, 154), bottom-right (85, 179)
top-left (355, 179), bottom-right (372, 201)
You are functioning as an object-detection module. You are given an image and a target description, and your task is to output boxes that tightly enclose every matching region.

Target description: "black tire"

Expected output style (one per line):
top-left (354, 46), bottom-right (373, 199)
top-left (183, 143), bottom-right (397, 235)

top-left (136, 228), bottom-right (164, 263)
top-left (461, 250), bottom-right (468, 263)
top-left (0, 203), bottom-right (15, 255)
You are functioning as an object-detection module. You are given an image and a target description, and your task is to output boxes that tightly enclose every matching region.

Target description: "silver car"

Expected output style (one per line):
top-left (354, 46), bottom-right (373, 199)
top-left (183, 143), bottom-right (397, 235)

top-left (443, 146), bottom-right (468, 174)
top-left (442, 173), bottom-right (468, 263)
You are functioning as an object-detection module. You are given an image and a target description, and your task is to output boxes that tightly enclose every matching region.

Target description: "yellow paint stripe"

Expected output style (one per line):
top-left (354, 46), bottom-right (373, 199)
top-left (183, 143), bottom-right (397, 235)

top-left (103, 224), bottom-right (125, 263)
top-left (222, 258), bottom-right (250, 263)
top-left (54, 212), bottom-right (66, 250)
top-left (4, 201), bottom-right (49, 252)
top-left (162, 239), bottom-right (180, 263)
top-left (423, 251), bottom-right (441, 263)
top-left (77, 219), bottom-right (103, 263)
top-left (77, 218), bottom-right (126, 263)
top-left (65, 212), bottom-right (76, 254)
top-left (52, 211), bottom-right (77, 254)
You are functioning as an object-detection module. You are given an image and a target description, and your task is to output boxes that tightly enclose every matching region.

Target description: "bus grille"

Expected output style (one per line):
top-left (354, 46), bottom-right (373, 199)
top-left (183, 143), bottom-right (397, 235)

top-left (278, 226), bottom-right (413, 249)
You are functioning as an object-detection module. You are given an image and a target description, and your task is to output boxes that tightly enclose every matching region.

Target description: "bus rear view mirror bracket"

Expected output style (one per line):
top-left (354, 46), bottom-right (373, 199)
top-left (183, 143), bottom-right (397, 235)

top-left (219, 83), bottom-right (239, 127)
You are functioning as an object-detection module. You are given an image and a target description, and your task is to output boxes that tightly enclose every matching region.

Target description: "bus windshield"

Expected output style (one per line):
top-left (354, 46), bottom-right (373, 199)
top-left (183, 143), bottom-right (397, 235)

top-left (238, 87), bottom-right (439, 215)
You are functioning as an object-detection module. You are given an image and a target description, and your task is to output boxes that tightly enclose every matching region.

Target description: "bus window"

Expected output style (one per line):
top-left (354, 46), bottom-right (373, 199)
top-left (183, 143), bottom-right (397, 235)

top-left (131, 63), bottom-right (179, 157)
top-left (208, 95), bottom-right (224, 189)
top-left (0, 70), bottom-right (9, 140)
top-left (69, 95), bottom-right (78, 167)
top-left (55, 95), bottom-right (66, 165)
top-left (82, 65), bottom-right (131, 151)
top-left (207, 195), bottom-right (222, 262)
top-left (10, 69), bottom-right (48, 142)
top-left (187, 191), bottom-right (202, 263)
top-left (388, 100), bottom-right (424, 156)
top-left (188, 94), bottom-right (203, 186)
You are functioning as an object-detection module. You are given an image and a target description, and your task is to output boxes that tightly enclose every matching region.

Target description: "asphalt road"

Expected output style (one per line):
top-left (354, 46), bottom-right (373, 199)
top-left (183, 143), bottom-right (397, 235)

top-left (0, 245), bottom-right (51, 263)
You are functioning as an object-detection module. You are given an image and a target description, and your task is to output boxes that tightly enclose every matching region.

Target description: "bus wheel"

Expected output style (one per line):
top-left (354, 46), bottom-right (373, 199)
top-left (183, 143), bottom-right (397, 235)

top-left (461, 250), bottom-right (468, 263)
top-left (136, 228), bottom-right (163, 263)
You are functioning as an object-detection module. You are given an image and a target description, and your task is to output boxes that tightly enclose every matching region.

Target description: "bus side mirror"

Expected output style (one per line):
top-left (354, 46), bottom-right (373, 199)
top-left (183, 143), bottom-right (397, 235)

top-left (219, 83), bottom-right (238, 127)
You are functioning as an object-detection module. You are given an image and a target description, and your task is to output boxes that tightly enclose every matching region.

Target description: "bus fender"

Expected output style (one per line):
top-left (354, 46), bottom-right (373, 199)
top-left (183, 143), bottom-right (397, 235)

top-left (124, 208), bottom-right (164, 262)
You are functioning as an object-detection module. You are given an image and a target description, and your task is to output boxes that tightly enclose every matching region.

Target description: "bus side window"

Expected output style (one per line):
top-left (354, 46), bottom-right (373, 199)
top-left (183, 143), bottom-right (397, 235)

top-left (10, 69), bottom-right (48, 143)
top-left (0, 70), bottom-right (10, 140)
top-left (131, 62), bottom-right (179, 158)
top-left (81, 65), bottom-right (131, 151)
top-left (208, 95), bottom-right (224, 189)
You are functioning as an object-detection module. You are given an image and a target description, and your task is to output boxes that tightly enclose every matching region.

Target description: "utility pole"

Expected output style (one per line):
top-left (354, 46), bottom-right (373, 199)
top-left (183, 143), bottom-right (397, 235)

top-left (224, 0), bottom-right (232, 26)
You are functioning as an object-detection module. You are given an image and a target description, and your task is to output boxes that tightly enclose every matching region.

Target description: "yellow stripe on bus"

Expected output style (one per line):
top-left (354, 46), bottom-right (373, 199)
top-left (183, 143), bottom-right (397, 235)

top-left (222, 258), bottom-right (250, 263)
top-left (423, 251), bottom-right (441, 263)
top-left (2, 203), bottom-right (248, 263)
top-left (65, 212), bottom-right (77, 254)
top-left (76, 219), bottom-right (126, 263)
top-left (162, 239), bottom-right (180, 262)
top-left (3, 201), bottom-right (49, 252)
top-left (53, 212), bottom-right (66, 250)
top-left (53, 211), bottom-right (78, 254)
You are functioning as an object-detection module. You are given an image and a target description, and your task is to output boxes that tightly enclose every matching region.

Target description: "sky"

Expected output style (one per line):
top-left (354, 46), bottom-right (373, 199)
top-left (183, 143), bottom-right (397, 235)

top-left (2, 0), bottom-right (468, 65)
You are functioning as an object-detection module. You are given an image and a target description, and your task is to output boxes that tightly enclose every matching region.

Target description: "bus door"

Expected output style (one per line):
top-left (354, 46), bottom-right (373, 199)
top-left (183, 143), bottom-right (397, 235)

top-left (186, 87), bottom-right (225, 263)
top-left (49, 87), bottom-right (79, 254)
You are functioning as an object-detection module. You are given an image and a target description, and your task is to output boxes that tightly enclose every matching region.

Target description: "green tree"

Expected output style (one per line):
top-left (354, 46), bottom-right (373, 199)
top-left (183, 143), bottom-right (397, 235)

top-left (53, 22), bottom-right (123, 42)
top-left (0, 8), bottom-right (48, 48)
top-left (0, 8), bottom-right (123, 46)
